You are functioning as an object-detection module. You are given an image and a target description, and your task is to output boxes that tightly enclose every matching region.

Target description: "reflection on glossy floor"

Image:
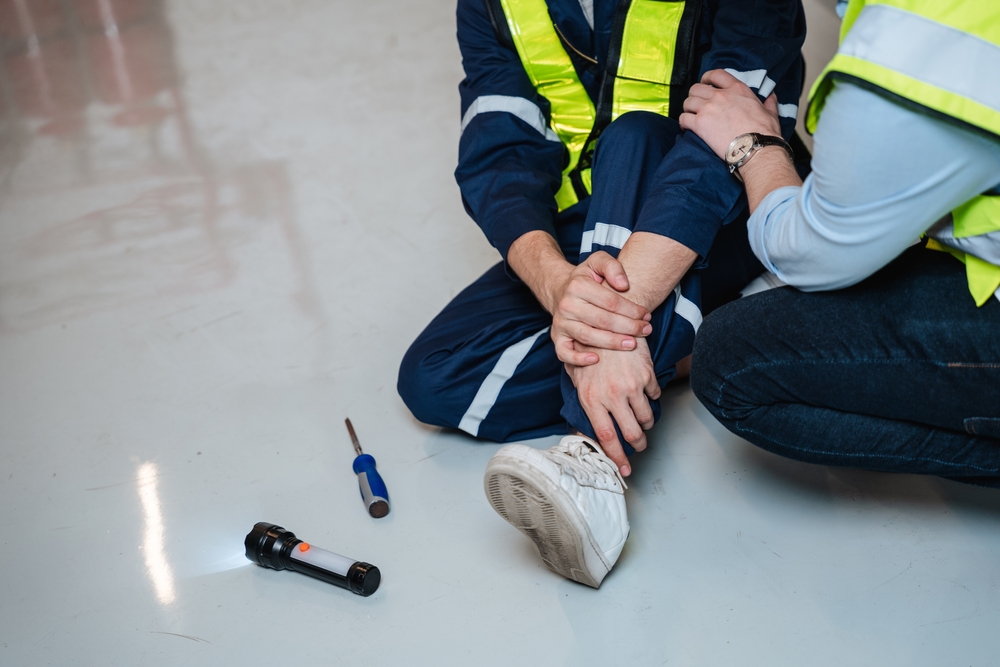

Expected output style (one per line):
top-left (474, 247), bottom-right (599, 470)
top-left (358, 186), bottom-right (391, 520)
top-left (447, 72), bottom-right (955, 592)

top-left (0, 1), bottom-right (997, 665)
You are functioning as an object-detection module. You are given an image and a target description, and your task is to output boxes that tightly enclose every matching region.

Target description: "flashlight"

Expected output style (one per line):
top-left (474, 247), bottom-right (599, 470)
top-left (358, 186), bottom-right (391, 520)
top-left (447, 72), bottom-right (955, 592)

top-left (244, 522), bottom-right (381, 596)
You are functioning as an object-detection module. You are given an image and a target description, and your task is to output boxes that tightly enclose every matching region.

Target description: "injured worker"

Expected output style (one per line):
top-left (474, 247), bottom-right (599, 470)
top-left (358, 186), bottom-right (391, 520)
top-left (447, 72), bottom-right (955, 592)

top-left (398, 0), bottom-right (805, 587)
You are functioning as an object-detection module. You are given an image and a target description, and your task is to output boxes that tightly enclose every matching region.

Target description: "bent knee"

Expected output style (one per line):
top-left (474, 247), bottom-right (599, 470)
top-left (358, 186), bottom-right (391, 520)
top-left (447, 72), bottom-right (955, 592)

top-left (601, 110), bottom-right (679, 147)
top-left (690, 301), bottom-right (762, 420)
top-left (398, 344), bottom-right (452, 427)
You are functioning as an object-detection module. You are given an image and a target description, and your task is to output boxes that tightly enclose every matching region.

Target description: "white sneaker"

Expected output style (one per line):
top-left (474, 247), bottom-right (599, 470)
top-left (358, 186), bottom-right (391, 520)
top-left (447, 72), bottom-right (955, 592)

top-left (483, 435), bottom-right (629, 588)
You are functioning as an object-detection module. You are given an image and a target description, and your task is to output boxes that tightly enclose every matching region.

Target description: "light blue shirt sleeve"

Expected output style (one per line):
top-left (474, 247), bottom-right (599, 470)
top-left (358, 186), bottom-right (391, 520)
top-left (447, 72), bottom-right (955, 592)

top-left (747, 81), bottom-right (1000, 292)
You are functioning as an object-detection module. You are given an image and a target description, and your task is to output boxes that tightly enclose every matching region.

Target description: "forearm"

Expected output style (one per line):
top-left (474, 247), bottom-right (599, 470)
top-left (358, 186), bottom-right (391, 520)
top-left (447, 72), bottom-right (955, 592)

top-left (456, 0), bottom-right (565, 264)
top-left (738, 146), bottom-right (801, 213)
top-left (613, 232), bottom-right (698, 312)
top-left (748, 82), bottom-right (1000, 291)
top-left (507, 230), bottom-right (573, 314)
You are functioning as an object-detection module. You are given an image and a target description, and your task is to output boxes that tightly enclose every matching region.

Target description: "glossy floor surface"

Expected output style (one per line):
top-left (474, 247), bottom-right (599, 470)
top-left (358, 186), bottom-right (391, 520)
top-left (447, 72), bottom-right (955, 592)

top-left (1, 1), bottom-right (997, 665)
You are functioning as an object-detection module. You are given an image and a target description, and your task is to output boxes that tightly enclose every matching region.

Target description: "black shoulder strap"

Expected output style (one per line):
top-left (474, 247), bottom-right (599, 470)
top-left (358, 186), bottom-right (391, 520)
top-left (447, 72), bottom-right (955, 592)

top-left (483, 0), bottom-right (515, 51)
top-left (593, 0), bottom-right (634, 133)
top-left (669, 0), bottom-right (702, 107)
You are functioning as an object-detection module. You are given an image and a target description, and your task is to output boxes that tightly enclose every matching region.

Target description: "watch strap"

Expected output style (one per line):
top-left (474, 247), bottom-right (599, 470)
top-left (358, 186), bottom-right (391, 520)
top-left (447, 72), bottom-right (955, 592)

top-left (751, 134), bottom-right (795, 162)
top-left (728, 133), bottom-right (795, 182)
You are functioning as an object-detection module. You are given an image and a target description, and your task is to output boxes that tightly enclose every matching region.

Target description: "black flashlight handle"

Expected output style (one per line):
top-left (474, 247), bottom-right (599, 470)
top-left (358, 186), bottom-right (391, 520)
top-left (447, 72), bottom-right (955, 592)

top-left (245, 522), bottom-right (380, 596)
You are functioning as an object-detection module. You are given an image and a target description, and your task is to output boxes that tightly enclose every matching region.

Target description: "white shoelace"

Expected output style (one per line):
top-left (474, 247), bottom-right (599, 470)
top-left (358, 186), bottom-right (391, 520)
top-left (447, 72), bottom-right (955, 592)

top-left (547, 439), bottom-right (628, 490)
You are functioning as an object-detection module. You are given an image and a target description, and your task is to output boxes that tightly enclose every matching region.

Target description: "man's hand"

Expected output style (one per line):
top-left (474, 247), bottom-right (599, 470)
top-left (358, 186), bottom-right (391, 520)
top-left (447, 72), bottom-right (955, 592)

top-left (565, 338), bottom-right (661, 477)
top-left (550, 252), bottom-right (653, 366)
top-left (679, 69), bottom-right (782, 160)
top-left (562, 234), bottom-right (697, 475)
top-left (679, 70), bottom-right (802, 211)
top-left (507, 232), bottom-right (652, 366)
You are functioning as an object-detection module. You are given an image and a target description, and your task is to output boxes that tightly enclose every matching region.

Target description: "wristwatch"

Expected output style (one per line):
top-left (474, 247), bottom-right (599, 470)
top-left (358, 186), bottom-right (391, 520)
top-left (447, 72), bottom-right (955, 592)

top-left (725, 133), bottom-right (794, 182)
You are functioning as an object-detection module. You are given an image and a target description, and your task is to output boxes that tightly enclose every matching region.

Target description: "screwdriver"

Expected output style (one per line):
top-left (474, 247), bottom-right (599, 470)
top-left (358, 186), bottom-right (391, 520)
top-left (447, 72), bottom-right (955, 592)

top-left (345, 418), bottom-right (390, 518)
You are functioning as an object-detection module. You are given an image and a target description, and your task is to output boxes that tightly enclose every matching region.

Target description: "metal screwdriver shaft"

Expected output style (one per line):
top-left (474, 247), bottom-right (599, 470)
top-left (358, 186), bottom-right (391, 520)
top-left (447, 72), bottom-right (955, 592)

top-left (346, 418), bottom-right (363, 456)
top-left (345, 419), bottom-right (390, 518)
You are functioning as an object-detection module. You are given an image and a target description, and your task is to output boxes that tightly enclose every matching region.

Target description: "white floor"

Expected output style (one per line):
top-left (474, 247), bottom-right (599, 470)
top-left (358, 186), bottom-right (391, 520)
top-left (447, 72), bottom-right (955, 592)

top-left (1, 1), bottom-right (997, 665)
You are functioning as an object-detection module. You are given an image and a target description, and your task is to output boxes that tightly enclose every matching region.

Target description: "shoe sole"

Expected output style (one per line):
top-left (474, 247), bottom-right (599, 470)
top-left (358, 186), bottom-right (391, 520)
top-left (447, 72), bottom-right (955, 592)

top-left (484, 447), bottom-right (608, 588)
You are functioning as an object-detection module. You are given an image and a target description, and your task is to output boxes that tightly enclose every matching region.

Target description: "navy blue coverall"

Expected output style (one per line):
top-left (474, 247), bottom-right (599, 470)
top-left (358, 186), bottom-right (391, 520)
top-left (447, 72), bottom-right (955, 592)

top-left (399, 0), bottom-right (806, 448)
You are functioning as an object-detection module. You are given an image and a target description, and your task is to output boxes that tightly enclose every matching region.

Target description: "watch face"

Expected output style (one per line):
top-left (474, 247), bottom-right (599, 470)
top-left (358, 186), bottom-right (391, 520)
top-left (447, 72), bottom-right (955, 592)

top-left (727, 134), bottom-right (755, 165)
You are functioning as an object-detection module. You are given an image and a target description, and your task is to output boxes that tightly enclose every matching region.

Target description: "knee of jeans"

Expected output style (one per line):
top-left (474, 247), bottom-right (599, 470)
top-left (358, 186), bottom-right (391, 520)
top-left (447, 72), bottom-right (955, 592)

top-left (397, 341), bottom-right (457, 427)
top-left (690, 304), bottom-right (758, 421)
top-left (598, 111), bottom-right (678, 152)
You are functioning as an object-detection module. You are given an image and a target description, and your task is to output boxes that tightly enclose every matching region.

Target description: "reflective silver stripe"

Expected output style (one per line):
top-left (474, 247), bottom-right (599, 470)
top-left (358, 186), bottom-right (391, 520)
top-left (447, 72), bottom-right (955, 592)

top-left (458, 326), bottom-right (550, 437)
top-left (725, 68), bottom-right (766, 88)
top-left (841, 5), bottom-right (1000, 113)
top-left (778, 103), bottom-right (798, 119)
top-left (580, 223), bottom-right (632, 254)
top-left (673, 285), bottom-right (702, 332)
top-left (460, 95), bottom-right (561, 142)
top-left (929, 219), bottom-right (1000, 266)
top-left (725, 69), bottom-right (795, 117)
top-left (758, 76), bottom-right (777, 98)
top-left (725, 68), bottom-right (776, 98)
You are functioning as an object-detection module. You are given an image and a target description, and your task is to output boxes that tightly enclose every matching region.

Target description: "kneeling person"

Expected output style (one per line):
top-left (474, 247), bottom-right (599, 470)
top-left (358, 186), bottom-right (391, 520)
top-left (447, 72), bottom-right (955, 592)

top-left (683, 0), bottom-right (1000, 485)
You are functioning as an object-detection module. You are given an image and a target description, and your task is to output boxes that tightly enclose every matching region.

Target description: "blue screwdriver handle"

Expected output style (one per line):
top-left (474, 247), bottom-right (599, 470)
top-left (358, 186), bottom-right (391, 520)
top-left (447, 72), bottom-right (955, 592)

top-left (353, 453), bottom-right (390, 518)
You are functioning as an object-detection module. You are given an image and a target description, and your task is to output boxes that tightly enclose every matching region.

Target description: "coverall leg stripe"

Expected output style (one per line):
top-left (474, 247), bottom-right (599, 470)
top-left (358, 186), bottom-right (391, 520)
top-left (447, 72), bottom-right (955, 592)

top-left (458, 326), bottom-right (552, 436)
top-left (673, 285), bottom-right (703, 332)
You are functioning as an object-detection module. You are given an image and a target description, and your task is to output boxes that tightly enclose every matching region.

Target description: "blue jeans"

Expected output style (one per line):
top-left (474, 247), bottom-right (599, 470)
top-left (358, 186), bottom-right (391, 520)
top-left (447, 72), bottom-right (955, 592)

top-left (399, 112), bottom-right (761, 446)
top-left (691, 244), bottom-right (1000, 485)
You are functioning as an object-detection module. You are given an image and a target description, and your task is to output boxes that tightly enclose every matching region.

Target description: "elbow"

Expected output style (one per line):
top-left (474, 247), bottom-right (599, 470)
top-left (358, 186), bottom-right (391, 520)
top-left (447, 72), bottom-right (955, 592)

top-left (769, 255), bottom-right (876, 293)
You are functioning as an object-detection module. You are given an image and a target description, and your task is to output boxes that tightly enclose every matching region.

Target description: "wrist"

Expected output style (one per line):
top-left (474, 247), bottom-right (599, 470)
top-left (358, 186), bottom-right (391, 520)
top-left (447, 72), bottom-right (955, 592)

top-left (539, 259), bottom-right (573, 314)
top-left (615, 232), bottom-right (698, 312)
top-left (726, 133), bottom-right (793, 183)
top-left (601, 278), bottom-right (657, 313)
top-left (507, 231), bottom-right (572, 313)
top-left (736, 145), bottom-right (795, 183)
top-left (737, 145), bottom-right (803, 213)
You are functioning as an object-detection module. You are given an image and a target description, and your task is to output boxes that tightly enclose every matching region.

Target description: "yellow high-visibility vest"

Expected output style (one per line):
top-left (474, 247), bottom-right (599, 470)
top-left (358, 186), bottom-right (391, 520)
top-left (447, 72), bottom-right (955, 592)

top-left (807, 0), bottom-right (1000, 306)
top-left (498, 0), bottom-right (698, 211)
